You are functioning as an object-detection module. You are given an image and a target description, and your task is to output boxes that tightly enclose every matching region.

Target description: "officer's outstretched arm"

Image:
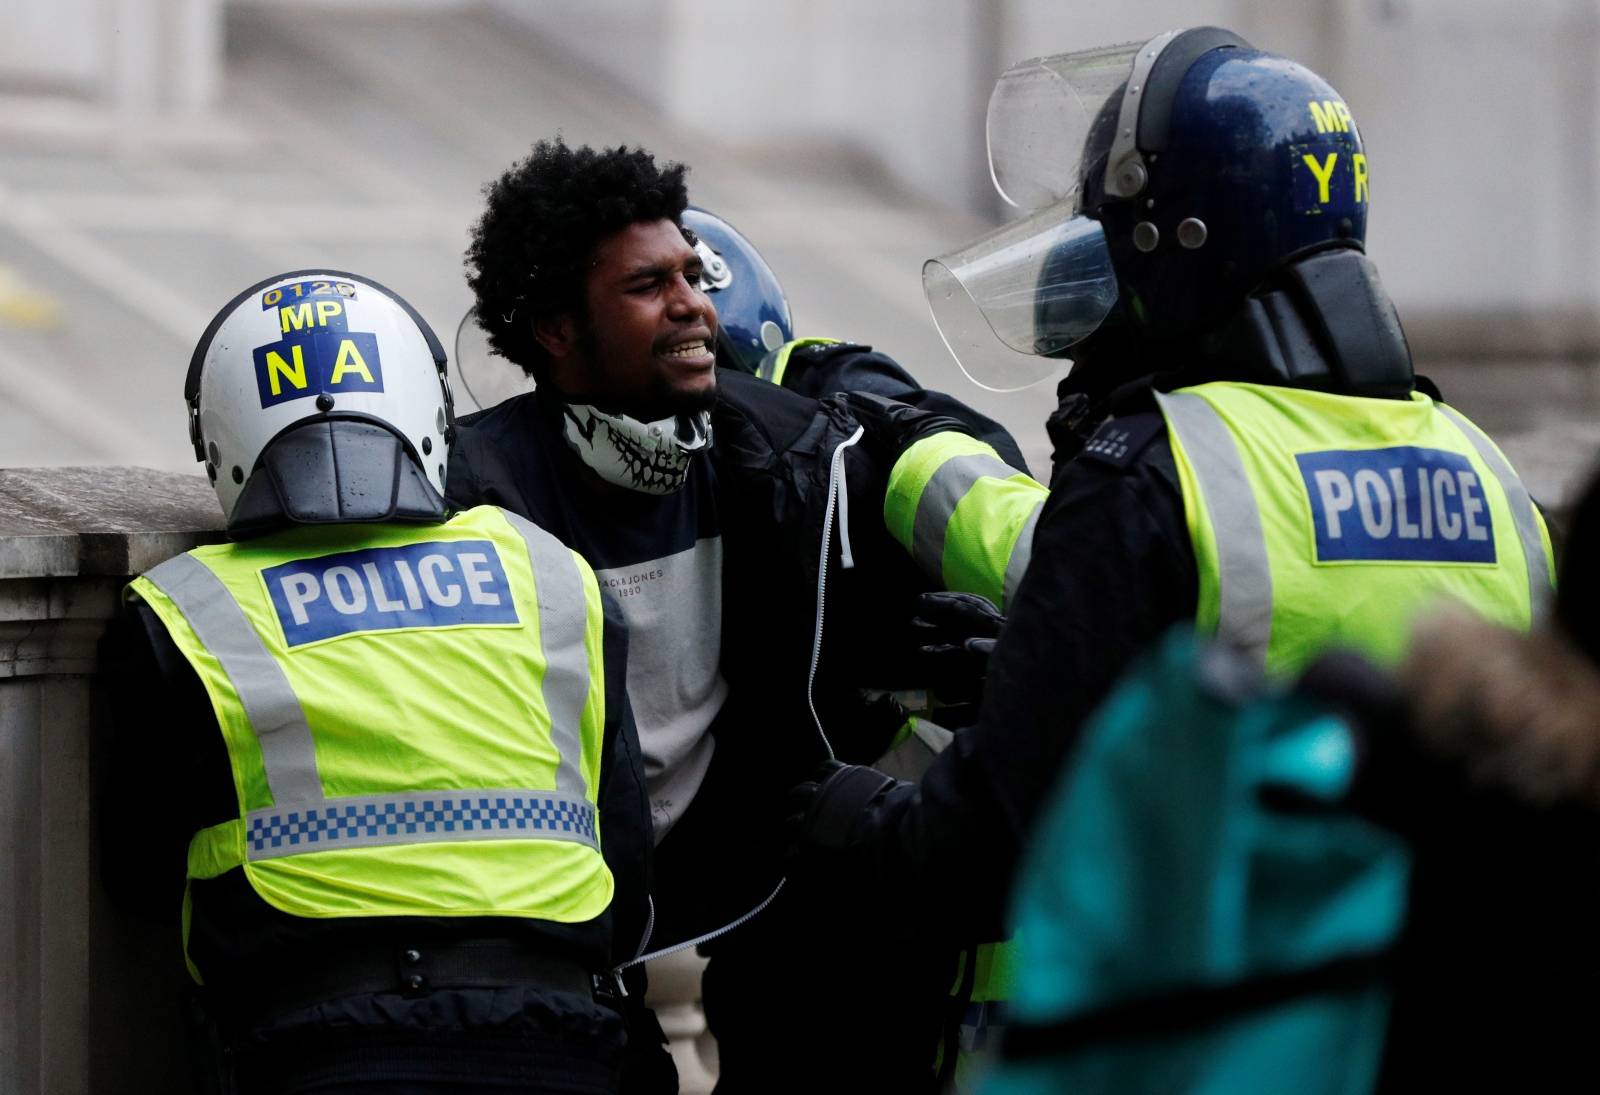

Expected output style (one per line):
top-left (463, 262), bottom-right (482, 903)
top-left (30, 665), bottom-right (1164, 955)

top-left (790, 452), bottom-right (1196, 940)
top-left (98, 604), bottom-right (236, 919)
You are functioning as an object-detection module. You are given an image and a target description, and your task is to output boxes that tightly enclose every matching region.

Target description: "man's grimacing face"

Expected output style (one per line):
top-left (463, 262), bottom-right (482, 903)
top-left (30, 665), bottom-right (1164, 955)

top-left (540, 218), bottom-right (719, 419)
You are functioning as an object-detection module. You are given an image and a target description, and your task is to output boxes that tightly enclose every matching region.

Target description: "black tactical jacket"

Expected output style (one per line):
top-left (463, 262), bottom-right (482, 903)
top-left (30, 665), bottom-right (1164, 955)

top-left (446, 368), bottom-right (966, 936)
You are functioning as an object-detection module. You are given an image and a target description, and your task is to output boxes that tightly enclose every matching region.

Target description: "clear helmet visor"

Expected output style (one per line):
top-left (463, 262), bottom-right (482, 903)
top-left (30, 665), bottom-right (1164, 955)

top-left (924, 203), bottom-right (1119, 392)
top-left (986, 40), bottom-right (1144, 211)
top-left (453, 307), bottom-right (535, 411)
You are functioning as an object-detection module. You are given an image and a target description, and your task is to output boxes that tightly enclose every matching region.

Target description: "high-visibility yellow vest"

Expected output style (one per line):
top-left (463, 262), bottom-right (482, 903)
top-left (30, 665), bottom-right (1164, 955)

top-left (1156, 382), bottom-right (1554, 674)
top-left (128, 506), bottom-right (613, 976)
top-left (884, 432), bottom-right (1048, 613)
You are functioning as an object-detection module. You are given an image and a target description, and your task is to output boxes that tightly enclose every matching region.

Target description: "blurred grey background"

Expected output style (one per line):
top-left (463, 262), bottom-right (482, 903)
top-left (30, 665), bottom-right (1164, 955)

top-left (2, 0), bottom-right (1597, 502)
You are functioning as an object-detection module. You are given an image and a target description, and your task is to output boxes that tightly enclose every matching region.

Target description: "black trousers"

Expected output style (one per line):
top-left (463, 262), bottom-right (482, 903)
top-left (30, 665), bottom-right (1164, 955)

top-left (187, 985), bottom-right (628, 1095)
top-left (234, 1038), bottom-right (619, 1095)
top-left (700, 891), bottom-right (954, 1094)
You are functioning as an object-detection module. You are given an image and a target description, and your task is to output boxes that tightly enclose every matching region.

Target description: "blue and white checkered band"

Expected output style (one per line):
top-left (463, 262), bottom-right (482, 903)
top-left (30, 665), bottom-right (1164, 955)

top-left (246, 789), bottom-right (598, 860)
top-left (1296, 446), bottom-right (1497, 564)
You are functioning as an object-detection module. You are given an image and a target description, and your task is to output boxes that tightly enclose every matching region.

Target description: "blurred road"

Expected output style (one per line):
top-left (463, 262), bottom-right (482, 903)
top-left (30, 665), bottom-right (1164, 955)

top-left (0, 4), bottom-right (1594, 506)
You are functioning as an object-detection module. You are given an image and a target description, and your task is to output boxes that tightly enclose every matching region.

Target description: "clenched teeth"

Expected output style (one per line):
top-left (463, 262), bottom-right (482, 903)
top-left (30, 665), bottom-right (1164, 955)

top-left (664, 340), bottom-right (709, 359)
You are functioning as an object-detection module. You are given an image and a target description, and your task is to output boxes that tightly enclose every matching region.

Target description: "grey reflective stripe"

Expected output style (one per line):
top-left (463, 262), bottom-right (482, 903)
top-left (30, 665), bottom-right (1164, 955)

top-left (1154, 391), bottom-right (1274, 666)
top-left (142, 553), bottom-right (325, 805)
top-left (1001, 500), bottom-right (1043, 610)
top-left (246, 787), bottom-right (597, 860)
top-left (912, 453), bottom-right (1021, 582)
top-left (1436, 405), bottom-right (1551, 623)
top-left (498, 510), bottom-right (594, 803)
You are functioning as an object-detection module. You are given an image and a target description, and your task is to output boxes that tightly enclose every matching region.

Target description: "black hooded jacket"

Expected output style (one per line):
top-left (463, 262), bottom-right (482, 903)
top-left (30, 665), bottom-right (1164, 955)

top-left (446, 368), bottom-right (971, 940)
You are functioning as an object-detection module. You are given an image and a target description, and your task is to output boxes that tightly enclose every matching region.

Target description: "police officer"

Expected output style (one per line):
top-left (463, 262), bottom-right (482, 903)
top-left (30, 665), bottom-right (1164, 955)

top-left (100, 271), bottom-right (665, 1094)
top-left (788, 23), bottom-right (1554, 1003)
top-left (981, 479), bottom-right (1600, 1095)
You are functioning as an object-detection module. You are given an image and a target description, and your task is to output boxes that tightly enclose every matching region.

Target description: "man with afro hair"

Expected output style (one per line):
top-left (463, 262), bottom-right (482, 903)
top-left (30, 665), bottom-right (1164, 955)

top-left (448, 138), bottom-right (1021, 1092)
top-left (467, 140), bottom-right (711, 413)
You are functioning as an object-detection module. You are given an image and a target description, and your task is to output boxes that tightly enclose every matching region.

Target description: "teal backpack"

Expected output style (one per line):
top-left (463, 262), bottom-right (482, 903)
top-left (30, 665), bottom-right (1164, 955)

top-left (983, 631), bottom-right (1411, 1095)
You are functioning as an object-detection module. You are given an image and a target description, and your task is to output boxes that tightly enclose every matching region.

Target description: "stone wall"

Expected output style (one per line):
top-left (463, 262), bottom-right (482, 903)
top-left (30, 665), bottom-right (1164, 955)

top-left (0, 466), bottom-right (224, 1093)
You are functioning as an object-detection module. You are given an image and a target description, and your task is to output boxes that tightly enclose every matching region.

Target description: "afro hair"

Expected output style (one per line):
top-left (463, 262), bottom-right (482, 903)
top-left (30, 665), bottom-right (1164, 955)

top-left (466, 138), bottom-right (690, 380)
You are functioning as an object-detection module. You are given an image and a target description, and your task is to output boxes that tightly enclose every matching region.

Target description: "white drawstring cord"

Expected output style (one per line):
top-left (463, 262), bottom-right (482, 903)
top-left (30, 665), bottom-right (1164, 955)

top-left (806, 425), bottom-right (865, 760)
top-left (611, 879), bottom-right (787, 983)
top-left (612, 425), bottom-right (865, 982)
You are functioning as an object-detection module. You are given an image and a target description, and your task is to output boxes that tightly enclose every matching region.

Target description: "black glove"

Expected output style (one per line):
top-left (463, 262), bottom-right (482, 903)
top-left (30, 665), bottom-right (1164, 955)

top-left (912, 590), bottom-right (1004, 711)
top-left (785, 759), bottom-right (912, 874)
top-left (839, 689), bottom-right (917, 765)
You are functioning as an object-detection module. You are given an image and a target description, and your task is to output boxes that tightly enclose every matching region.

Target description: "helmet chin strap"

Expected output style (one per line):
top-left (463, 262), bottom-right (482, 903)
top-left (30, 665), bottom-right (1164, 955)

top-left (559, 402), bottom-right (713, 495)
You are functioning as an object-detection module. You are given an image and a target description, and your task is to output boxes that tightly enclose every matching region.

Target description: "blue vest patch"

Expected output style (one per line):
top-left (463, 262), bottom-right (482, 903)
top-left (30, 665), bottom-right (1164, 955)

top-left (1296, 446), bottom-right (1495, 564)
top-left (264, 540), bottom-right (520, 647)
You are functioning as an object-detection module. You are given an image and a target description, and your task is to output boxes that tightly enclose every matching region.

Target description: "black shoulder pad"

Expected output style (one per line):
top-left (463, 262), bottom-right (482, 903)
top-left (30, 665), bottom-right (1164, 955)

top-left (1078, 412), bottom-right (1165, 470)
top-left (797, 340), bottom-right (870, 360)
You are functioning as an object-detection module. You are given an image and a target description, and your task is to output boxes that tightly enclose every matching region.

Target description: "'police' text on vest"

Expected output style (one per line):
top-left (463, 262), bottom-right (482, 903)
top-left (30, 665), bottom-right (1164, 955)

top-left (263, 540), bottom-right (521, 647)
top-left (1295, 446), bottom-right (1496, 564)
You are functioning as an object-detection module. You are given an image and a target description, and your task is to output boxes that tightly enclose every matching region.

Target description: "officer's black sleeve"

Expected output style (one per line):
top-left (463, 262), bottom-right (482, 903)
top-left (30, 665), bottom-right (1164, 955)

top-left (793, 350), bottom-right (920, 402)
top-left (893, 389), bottom-right (1031, 475)
top-left (98, 603), bottom-right (234, 920)
top-left (594, 593), bottom-right (654, 971)
top-left (791, 343), bottom-right (1032, 473)
top-left (863, 436), bottom-right (1199, 939)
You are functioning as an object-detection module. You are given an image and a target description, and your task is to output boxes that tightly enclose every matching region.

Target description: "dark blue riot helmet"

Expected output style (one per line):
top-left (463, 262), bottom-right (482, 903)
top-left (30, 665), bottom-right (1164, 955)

top-left (930, 29), bottom-right (1408, 395)
top-left (681, 207), bottom-right (794, 374)
top-left (1082, 30), bottom-right (1368, 339)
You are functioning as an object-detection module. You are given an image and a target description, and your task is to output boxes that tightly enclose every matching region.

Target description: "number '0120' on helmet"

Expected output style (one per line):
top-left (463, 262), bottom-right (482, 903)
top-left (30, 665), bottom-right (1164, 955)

top-left (185, 270), bottom-right (457, 536)
top-left (928, 28), bottom-right (1374, 391)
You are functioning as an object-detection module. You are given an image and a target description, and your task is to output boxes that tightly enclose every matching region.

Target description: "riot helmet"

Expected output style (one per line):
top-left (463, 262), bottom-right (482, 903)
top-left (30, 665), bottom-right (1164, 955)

top-left (186, 270), bottom-right (456, 536)
top-left (681, 206), bottom-right (794, 373)
top-left (928, 29), bottom-right (1381, 391)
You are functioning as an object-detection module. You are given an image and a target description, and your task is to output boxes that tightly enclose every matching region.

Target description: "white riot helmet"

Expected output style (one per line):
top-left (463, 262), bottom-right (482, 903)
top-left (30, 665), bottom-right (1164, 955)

top-left (186, 270), bottom-right (456, 536)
